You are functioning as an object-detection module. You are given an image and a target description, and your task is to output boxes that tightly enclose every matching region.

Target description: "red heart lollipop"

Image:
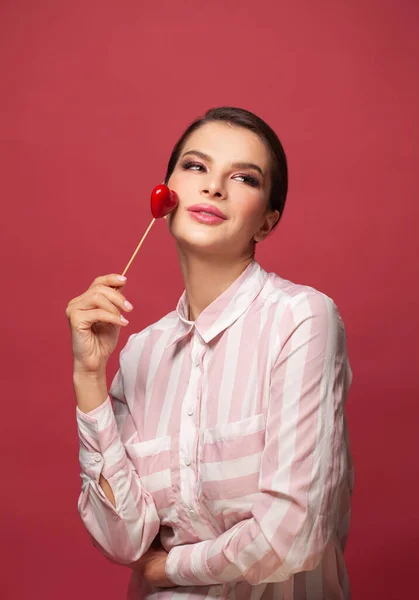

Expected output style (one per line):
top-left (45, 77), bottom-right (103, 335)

top-left (151, 184), bottom-right (179, 219)
top-left (118, 184), bottom-right (179, 280)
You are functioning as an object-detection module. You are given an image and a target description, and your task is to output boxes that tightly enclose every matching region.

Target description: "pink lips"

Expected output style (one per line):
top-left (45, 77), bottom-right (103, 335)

top-left (187, 204), bottom-right (227, 220)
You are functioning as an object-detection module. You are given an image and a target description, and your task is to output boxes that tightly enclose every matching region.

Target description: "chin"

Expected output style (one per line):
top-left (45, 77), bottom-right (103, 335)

top-left (170, 216), bottom-right (218, 240)
top-left (176, 232), bottom-right (223, 250)
top-left (170, 228), bottom-right (230, 255)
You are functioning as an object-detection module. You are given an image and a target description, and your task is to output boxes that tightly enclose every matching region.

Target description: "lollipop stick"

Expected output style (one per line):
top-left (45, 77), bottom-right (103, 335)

top-left (120, 218), bottom-right (156, 277)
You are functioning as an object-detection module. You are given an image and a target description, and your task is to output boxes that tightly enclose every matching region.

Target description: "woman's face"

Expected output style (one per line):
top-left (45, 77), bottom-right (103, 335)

top-left (166, 122), bottom-right (279, 257)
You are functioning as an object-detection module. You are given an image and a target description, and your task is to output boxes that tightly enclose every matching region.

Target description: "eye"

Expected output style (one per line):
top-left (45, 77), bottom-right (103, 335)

top-left (233, 174), bottom-right (261, 188)
top-left (181, 161), bottom-right (206, 172)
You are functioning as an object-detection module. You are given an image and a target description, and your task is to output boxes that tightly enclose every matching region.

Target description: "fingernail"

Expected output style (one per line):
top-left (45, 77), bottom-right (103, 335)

top-left (117, 275), bottom-right (127, 281)
top-left (124, 300), bottom-right (134, 310)
top-left (120, 315), bottom-right (129, 324)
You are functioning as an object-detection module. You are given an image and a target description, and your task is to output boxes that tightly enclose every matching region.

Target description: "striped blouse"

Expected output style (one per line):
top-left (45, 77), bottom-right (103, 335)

top-left (76, 259), bottom-right (354, 599)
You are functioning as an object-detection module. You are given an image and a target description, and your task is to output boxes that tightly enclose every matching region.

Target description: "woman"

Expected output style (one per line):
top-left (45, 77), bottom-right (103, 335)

top-left (66, 107), bottom-right (354, 599)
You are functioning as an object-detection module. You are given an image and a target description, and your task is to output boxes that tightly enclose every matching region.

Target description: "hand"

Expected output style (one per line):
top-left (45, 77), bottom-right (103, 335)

top-left (129, 546), bottom-right (175, 588)
top-left (66, 274), bottom-right (133, 374)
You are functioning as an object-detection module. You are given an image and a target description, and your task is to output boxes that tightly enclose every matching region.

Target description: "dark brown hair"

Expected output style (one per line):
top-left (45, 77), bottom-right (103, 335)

top-left (164, 106), bottom-right (288, 230)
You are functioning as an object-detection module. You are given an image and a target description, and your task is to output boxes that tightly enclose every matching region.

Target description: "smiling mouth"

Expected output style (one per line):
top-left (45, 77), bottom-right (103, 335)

top-left (187, 210), bottom-right (226, 225)
top-left (188, 205), bottom-right (227, 220)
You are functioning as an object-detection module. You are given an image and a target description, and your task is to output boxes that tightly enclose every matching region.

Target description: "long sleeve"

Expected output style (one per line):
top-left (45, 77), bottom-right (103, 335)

top-left (165, 293), bottom-right (353, 586)
top-left (76, 356), bottom-right (160, 564)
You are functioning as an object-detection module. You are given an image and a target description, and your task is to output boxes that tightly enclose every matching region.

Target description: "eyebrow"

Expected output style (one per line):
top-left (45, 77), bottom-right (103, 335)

top-left (180, 150), bottom-right (265, 179)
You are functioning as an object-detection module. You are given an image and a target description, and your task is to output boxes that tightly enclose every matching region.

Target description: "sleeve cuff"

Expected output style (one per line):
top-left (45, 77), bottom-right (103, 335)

top-left (76, 394), bottom-right (113, 423)
top-left (76, 396), bottom-right (128, 480)
top-left (165, 543), bottom-right (219, 586)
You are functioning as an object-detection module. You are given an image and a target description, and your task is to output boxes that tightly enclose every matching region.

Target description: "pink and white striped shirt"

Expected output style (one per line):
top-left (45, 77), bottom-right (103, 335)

top-left (76, 260), bottom-right (354, 599)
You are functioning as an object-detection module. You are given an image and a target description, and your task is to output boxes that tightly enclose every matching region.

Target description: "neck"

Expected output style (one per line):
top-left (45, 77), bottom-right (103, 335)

top-left (177, 247), bottom-right (255, 321)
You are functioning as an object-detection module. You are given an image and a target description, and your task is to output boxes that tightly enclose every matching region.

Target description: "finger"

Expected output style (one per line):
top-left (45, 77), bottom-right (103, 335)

top-left (78, 284), bottom-right (133, 310)
top-left (72, 308), bottom-right (129, 330)
top-left (78, 292), bottom-right (122, 316)
top-left (66, 287), bottom-right (131, 323)
top-left (66, 276), bottom-right (129, 318)
top-left (84, 285), bottom-right (133, 313)
top-left (89, 274), bottom-right (128, 291)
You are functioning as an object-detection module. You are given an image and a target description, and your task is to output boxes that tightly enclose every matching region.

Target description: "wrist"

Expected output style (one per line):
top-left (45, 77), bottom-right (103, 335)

top-left (73, 359), bottom-right (107, 380)
top-left (73, 367), bottom-right (106, 384)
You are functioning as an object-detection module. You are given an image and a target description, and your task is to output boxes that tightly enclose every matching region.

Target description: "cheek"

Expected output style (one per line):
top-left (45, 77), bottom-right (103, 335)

top-left (233, 193), bottom-right (266, 225)
top-left (167, 172), bottom-right (192, 205)
top-left (165, 174), bottom-right (186, 229)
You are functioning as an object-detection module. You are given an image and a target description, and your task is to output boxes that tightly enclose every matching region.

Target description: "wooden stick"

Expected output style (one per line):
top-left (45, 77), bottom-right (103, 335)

top-left (120, 217), bottom-right (156, 277)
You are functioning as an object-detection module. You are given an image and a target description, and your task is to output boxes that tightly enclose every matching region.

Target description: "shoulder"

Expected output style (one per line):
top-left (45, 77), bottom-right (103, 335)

top-left (119, 309), bottom-right (180, 362)
top-left (109, 309), bottom-right (180, 402)
top-left (262, 270), bottom-right (339, 312)
top-left (259, 270), bottom-right (347, 343)
top-left (259, 272), bottom-right (350, 373)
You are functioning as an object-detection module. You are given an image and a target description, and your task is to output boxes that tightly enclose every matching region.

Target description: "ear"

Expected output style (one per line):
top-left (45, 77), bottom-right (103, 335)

top-left (254, 210), bottom-right (280, 243)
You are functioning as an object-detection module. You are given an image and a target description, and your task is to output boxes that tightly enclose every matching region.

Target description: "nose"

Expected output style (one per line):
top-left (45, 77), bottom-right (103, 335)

top-left (200, 174), bottom-right (226, 200)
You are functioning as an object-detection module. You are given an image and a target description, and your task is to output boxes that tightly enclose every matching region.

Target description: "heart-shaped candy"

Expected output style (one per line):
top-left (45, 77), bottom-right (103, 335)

top-left (150, 184), bottom-right (179, 219)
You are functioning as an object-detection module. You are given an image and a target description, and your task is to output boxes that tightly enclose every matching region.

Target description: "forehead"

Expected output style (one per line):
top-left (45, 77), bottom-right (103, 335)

top-left (182, 122), bottom-right (271, 169)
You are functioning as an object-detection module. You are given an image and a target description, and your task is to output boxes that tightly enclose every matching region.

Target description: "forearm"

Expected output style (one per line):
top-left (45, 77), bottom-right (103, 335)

top-left (127, 546), bottom-right (175, 588)
top-left (73, 368), bottom-right (108, 413)
top-left (166, 511), bottom-right (326, 587)
top-left (73, 369), bottom-right (115, 506)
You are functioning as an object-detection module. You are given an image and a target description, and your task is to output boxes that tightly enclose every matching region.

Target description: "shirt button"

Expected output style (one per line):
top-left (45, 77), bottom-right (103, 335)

top-left (93, 452), bottom-right (101, 463)
top-left (187, 406), bottom-right (194, 416)
top-left (189, 509), bottom-right (197, 518)
top-left (214, 586), bottom-right (223, 597)
top-left (194, 355), bottom-right (200, 367)
top-left (184, 457), bottom-right (191, 466)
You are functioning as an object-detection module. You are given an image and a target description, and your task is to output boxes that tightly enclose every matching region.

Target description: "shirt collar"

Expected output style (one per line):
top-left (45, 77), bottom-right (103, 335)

top-left (167, 260), bottom-right (268, 347)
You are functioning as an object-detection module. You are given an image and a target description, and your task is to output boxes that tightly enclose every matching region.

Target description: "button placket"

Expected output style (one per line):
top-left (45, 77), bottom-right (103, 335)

top-left (179, 342), bottom-right (196, 515)
top-left (177, 335), bottom-right (202, 520)
top-left (193, 333), bottom-right (205, 369)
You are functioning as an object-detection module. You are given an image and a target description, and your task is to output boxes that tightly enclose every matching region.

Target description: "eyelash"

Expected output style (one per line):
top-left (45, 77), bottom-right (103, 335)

top-left (180, 161), bottom-right (261, 188)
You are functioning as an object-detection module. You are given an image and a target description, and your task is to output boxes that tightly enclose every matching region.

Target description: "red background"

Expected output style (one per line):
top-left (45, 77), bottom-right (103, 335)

top-left (1, 1), bottom-right (418, 598)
